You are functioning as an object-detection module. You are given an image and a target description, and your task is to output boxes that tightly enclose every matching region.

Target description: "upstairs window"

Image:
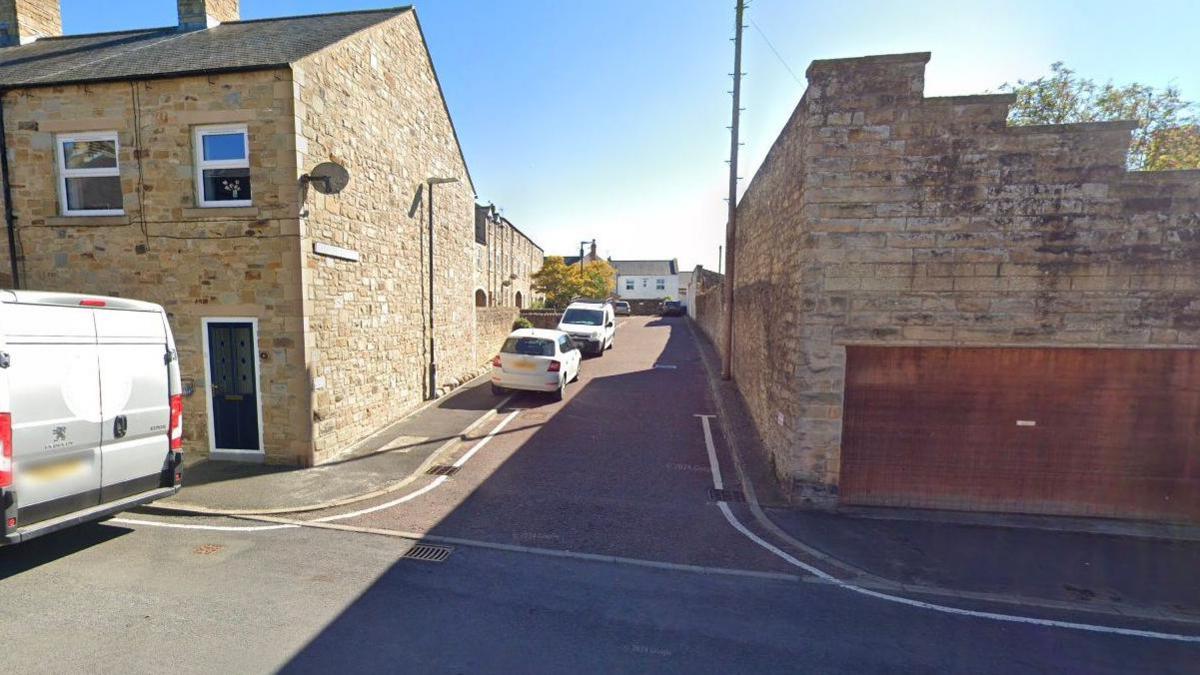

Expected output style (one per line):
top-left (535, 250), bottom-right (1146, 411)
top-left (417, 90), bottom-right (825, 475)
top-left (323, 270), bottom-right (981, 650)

top-left (194, 124), bottom-right (251, 207)
top-left (625, 279), bottom-right (634, 291)
top-left (656, 278), bottom-right (665, 290)
top-left (56, 132), bottom-right (123, 216)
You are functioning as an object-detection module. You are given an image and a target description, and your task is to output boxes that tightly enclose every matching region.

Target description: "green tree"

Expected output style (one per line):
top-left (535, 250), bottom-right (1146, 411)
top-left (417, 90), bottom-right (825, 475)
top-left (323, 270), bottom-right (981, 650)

top-left (999, 62), bottom-right (1200, 171)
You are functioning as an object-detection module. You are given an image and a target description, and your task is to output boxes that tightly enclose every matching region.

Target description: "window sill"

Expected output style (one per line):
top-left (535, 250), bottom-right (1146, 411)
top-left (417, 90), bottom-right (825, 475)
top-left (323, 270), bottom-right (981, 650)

top-left (181, 206), bottom-right (260, 218)
top-left (45, 215), bottom-right (130, 227)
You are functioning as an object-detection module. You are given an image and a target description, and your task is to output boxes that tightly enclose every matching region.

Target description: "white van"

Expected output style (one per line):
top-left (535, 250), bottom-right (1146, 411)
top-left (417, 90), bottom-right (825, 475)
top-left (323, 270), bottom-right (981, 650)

top-left (556, 299), bottom-right (616, 356)
top-left (1, 291), bottom-right (183, 545)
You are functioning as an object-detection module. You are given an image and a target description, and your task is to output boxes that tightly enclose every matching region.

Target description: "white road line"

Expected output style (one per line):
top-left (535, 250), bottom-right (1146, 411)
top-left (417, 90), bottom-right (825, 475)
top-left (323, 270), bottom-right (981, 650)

top-left (114, 409), bottom-right (522, 532)
top-left (697, 417), bottom-right (1200, 644)
top-left (694, 414), bottom-right (723, 490)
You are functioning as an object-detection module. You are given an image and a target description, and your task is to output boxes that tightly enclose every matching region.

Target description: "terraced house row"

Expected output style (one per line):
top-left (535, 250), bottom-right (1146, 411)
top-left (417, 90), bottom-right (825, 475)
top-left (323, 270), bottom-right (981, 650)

top-left (0, 0), bottom-right (542, 466)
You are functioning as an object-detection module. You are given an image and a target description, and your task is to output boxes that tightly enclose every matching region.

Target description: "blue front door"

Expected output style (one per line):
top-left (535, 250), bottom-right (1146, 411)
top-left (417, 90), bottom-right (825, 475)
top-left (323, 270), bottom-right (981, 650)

top-left (207, 322), bottom-right (260, 451)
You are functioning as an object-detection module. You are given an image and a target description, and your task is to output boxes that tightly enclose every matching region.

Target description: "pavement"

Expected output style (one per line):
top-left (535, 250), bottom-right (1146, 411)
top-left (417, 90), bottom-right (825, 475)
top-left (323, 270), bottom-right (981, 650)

top-left (1, 315), bottom-right (1196, 673)
top-left (161, 376), bottom-right (506, 513)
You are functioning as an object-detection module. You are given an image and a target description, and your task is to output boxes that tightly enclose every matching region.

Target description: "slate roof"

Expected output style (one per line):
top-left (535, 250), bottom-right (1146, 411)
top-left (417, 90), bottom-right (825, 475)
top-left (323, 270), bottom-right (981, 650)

top-left (0, 7), bottom-right (410, 88)
top-left (611, 260), bottom-right (677, 276)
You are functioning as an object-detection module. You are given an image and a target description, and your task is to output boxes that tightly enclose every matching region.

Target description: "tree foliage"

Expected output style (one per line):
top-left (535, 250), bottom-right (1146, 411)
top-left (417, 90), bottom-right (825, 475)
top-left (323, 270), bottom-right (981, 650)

top-left (531, 256), bottom-right (617, 310)
top-left (999, 62), bottom-right (1200, 171)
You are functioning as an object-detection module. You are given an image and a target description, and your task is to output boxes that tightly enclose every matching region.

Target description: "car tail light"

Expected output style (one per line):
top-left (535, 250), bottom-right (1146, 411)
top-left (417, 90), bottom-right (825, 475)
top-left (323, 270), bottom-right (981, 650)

top-left (168, 394), bottom-right (183, 451)
top-left (491, 355), bottom-right (502, 367)
top-left (547, 360), bottom-right (561, 373)
top-left (79, 299), bottom-right (107, 307)
top-left (0, 412), bottom-right (11, 489)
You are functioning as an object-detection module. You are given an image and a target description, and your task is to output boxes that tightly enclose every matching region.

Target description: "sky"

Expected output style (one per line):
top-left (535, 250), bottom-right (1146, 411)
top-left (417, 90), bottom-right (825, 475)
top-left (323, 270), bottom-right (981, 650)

top-left (61, 0), bottom-right (1200, 272)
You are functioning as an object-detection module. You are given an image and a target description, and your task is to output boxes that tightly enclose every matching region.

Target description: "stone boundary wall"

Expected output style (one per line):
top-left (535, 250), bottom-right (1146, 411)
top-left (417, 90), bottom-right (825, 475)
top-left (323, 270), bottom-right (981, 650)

top-left (519, 310), bottom-right (561, 329)
top-left (476, 306), bottom-right (519, 362)
top-left (730, 51), bottom-right (1200, 504)
top-left (693, 285), bottom-right (725, 346)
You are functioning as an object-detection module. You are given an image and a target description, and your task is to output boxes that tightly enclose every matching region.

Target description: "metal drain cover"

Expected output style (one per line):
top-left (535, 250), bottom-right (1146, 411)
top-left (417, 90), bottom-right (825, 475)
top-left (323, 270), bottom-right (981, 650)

top-left (708, 487), bottom-right (746, 503)
top-left (426, 464), bottom-right (461, 476)
top-left (403, 543), bottom-right (453, 563)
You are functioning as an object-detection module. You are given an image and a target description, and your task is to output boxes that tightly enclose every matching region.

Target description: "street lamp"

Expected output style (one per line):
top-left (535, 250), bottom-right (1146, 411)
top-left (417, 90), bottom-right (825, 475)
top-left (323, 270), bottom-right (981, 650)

top-left (426, 176), bottom-right (459, 398)
top-left (578, 240), bottom-right (589, 275)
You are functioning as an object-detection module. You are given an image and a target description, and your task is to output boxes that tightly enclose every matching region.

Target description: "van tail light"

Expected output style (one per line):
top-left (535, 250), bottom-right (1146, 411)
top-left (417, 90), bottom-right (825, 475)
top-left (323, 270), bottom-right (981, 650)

top-left (79, 299), bottom-right (107, 307)
top-left (547, 360), bottom-right (561, 373)
top-left (0, 412), bottom-right (11, 489)
top-left (491, 355), bottom-right (502, 367)
top-left (168, 394), bottom-right (183, 451)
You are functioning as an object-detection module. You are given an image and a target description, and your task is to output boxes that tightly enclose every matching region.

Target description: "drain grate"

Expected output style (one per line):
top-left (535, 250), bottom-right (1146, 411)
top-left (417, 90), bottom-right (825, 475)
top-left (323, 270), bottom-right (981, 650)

top-left (426, 464), bottom-right (461, 477)
top-left (403, 543), bottom-right (453, 563)
top-left (708, 487), bottom-right (746, 503)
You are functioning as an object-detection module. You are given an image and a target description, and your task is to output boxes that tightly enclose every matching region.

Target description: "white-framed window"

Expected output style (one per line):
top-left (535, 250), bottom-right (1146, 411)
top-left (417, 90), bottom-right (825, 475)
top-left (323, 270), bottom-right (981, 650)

top-left (656, 278), bottom-right (666, 290)
top-left (193, 124), bottom-right (252, 207)
top-left (56, 131), bottom-right (123, 216)
top-left (625, 278), bottom-right (634, 291)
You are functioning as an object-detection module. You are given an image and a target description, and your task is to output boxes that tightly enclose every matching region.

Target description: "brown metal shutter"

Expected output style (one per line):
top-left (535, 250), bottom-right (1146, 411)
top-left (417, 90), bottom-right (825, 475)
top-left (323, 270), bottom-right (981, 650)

top-left (840, 346), bottom-right (1200, 523)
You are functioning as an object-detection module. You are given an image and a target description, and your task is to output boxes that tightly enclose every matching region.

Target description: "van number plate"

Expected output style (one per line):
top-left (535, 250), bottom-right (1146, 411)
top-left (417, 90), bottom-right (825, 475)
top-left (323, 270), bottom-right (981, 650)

top-left (25, 458), bottom-right (87, 484)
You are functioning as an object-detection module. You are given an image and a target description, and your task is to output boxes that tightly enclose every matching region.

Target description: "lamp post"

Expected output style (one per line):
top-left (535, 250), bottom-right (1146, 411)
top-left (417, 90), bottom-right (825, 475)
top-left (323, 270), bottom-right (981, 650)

top-left (426, 176), bottom-right (459, 398)
top-left (578, 240), bottom-right (589, 275)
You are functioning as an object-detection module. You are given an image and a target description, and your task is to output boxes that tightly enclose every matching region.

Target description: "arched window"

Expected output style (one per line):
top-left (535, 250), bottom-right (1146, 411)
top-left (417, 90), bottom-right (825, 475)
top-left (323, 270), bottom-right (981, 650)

top-left (514, 291), bottom-right (524, 309)
top-left (474, 289), bottom-right (487, 307)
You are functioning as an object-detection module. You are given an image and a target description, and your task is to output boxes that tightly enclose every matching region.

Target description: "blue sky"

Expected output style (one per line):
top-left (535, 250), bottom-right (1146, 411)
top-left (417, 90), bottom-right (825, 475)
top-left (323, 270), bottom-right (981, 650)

top-left (62, 1), bottom-right (1200, 271)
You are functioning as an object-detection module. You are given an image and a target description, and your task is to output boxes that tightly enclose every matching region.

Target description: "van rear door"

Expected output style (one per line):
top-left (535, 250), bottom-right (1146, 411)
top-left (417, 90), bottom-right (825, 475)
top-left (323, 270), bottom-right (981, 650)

top-left (96, 309), bottom-right (171, 502)
top-left (4, 302), bottom-right (103, 525)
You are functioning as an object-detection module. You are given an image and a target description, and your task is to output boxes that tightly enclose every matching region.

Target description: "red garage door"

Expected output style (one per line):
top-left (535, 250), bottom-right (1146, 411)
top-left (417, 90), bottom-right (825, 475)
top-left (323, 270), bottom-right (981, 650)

top-left (840, 347), bottom-right (1200, 522)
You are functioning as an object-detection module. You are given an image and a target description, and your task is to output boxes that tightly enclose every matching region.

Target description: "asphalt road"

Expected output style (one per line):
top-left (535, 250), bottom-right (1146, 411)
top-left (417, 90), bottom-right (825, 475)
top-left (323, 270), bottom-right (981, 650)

top-left (1, 316), bottom-right (1197, 674)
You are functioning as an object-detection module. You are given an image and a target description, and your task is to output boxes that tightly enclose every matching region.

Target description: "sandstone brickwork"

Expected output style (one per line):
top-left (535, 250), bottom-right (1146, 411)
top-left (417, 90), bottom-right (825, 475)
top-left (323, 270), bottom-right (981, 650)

top-left (0, 0), bottom-right (61, 46)
top-left (0, 9), bottom-right (497, 466)
top-left (0, 69), bottom-right (308, 463)
top-left (176, 0), bottom-right (238, 29)
top-left (473, 204), bottom-right (543, 309)
top-left (722, 52), bottom-right (1200, 503)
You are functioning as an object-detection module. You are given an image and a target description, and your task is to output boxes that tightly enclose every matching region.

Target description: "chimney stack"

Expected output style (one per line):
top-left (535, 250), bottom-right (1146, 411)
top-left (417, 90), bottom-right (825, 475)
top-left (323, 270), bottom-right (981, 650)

top-left (589, 240), bottom-right (597, 259)
top-left (177, 0), bottom-right (239, 31)
top-left (0, 0), bottom-right (61, 47)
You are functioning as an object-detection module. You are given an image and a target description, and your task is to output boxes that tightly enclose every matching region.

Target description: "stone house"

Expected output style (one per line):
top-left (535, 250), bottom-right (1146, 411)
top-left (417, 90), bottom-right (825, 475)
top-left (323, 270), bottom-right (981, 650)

top-left (709, 52), bottom-right (1200, 523)
top-left (473, 203), bottom-right (543, 309)
top-left (612, 259), bottom-right (679, 300)
top-left (0, 1), bottom-right (495, 466)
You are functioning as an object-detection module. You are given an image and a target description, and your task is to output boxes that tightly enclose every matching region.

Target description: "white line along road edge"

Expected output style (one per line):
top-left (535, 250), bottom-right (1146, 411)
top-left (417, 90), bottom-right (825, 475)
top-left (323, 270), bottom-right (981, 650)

top-left (113, 410), bottom-right (522, 533)
top-left (693, 414), bottom-right (1200, 644)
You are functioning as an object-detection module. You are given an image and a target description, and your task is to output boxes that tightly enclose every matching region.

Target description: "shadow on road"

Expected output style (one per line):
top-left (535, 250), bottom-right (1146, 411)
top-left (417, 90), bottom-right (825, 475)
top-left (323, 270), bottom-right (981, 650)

top-left (0, 521), bottom-right (131, 580)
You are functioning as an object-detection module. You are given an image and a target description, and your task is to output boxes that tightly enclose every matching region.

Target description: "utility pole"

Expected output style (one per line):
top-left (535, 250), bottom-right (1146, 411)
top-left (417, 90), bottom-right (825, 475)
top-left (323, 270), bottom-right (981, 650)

top-left (721, 0), bottom-right (744, 381)
top-left (718, 245), bottom-right (723, 275)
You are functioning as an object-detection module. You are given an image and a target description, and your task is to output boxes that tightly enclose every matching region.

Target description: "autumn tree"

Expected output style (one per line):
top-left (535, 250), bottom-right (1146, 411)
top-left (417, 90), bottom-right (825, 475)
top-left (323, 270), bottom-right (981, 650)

top-left (531, 256), bottom-right (578, 310)
top-left (577, 259), bottom-right (616, 300)
top-left (999, 62), bottom-right (1200, 171)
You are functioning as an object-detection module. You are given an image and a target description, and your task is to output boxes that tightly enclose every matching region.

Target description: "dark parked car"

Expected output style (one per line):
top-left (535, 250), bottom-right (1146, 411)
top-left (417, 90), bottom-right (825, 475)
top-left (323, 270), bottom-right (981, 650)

top-left (614, 300), bottom-right (632, 316)
top-left (660, 301), bottom-right (684, 317)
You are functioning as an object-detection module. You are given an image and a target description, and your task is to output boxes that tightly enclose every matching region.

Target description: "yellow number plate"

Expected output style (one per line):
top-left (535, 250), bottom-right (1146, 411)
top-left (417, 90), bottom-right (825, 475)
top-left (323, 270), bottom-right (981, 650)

top-left (512, 359), bottom-right (536, 371)
top-left (25, 458), bottom-right (87, 484)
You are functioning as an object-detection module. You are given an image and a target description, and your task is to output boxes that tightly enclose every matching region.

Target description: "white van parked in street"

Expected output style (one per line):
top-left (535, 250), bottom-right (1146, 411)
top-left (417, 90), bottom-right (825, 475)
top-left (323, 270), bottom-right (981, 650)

top-left (556, 299), bottom-right (616, 356)
top-left (1, 291), bottom-right (183, 545)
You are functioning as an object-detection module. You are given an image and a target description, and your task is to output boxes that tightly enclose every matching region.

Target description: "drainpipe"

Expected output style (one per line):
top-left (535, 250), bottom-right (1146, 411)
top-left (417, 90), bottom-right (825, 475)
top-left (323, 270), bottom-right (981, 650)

top-left (0, 91), bottom-right (19, 289)
top-left (425, 176), bottom-right (459, 398)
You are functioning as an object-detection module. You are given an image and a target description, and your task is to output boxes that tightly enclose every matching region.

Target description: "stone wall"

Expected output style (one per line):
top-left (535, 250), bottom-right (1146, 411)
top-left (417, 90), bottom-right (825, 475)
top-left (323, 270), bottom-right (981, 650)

top-left (473, 205), bottom-right (542, 309)
top-left (293, 11), bottom-right (480, 463)
top-left (693, 284), bottom-right (725, 346)
top-left (0, 0), bottom-right (61, 46)
top-left (0, 70), bottom-right (310, 463)
top-left (475, 306), bottom-right (519, 363)
top-left (730, 52), bottom-right (1200, 502)
top-left (519, 310), bottom-right (560, 329)
top-left (176, 0), bottom-right (239, 29)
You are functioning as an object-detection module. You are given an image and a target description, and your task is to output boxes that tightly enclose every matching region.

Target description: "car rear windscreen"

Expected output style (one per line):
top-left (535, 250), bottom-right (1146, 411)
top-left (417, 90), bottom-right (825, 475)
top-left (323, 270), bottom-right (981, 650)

top-left (502, 337), bottom-right (555, 356)
top-left (562, 309), bottom-right (604, 325)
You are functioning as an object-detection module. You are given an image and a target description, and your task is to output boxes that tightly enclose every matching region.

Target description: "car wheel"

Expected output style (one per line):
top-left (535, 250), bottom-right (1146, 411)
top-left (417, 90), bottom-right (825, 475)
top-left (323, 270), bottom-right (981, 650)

top-left (491, 383), bottom-right (505, 396)
top-left (607, 335), bottom-right (614, 350)
top-left (553, 377), bottom-right (565, 402)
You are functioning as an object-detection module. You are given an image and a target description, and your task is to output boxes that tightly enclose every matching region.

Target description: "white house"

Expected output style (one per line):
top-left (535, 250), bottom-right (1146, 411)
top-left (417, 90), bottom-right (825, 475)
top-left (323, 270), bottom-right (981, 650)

top-left (612, 259), bottom-right (679, 300)
top-left (678, 270), bottom-right (693, 307)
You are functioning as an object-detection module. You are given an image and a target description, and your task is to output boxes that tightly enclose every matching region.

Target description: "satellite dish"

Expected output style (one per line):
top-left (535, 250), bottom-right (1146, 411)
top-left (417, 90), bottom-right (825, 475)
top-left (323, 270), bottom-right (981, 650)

top-left (306, 162), bottom-right (350, 195)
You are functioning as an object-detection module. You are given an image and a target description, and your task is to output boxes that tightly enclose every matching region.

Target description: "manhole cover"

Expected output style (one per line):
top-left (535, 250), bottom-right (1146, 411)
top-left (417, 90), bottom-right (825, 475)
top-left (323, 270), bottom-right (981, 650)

top-left (708, 487), bottom-right (745, 503)
top-left (426, 464), bottom-right (461, 476)
top-left (403, 543), bottom-right (453, 563)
